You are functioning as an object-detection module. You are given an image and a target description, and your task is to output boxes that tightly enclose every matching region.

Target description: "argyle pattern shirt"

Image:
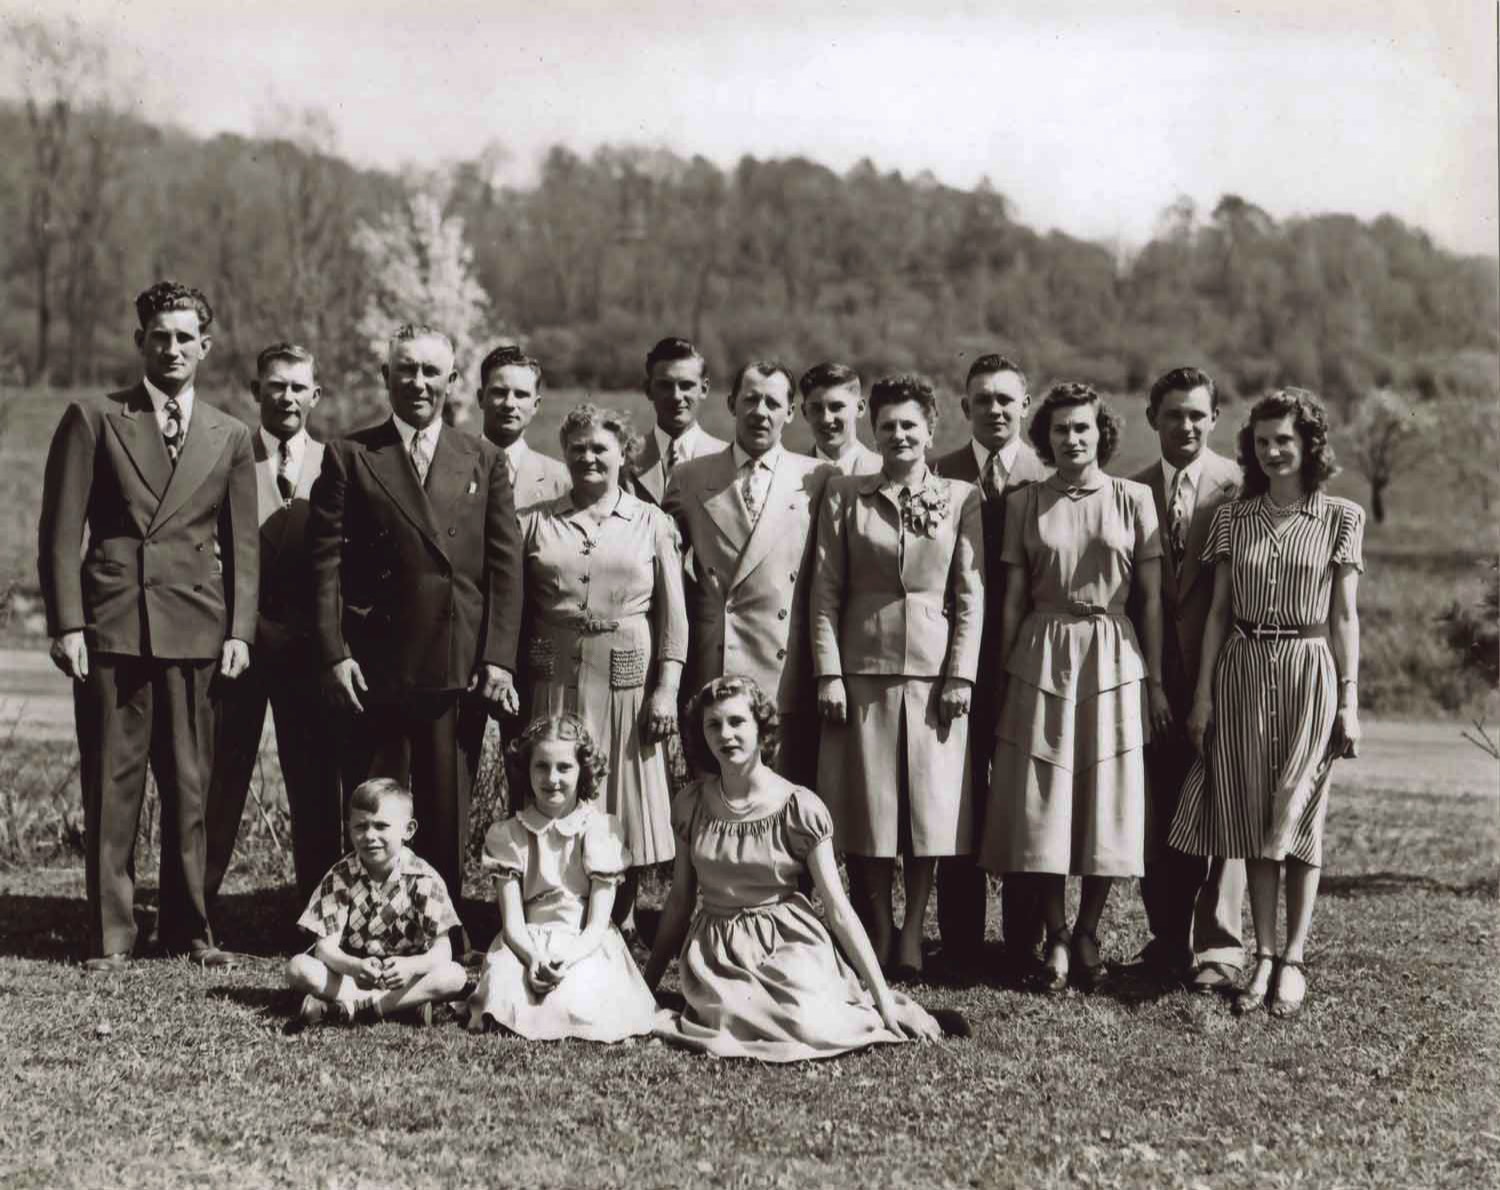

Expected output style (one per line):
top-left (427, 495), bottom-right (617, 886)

top-left (297, 848), bottom-right (460, 957)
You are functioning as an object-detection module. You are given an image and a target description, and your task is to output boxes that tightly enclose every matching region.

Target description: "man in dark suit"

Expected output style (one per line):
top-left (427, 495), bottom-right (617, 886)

top-left (629, 337), bottom-right (728, 505)
top-left (204, 343), bottom-right (343, 914)
top-left (476, 344), bottom-right (570, 510)
top-left (1131, 366), bottom-right (1245, 990)
top-left (38, 281), bottom-right (257, 971)
top-left (308, 324), bottom-right (523, 943)
top-left (931, 353), bottom-right (1050, 975)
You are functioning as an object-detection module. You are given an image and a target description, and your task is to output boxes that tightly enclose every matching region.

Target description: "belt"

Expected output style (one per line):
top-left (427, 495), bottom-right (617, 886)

top-left (1033, 600), bottom-right (1127, 618)
top-left (538, 610), bottom-right (645, 636)
top-left (1233, 620), bottom-right (1326, 641)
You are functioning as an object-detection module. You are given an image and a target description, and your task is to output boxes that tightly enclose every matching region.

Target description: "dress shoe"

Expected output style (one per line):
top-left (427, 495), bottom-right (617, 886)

top-left (1070, 928), bottom-right (1107, 991)
top-left (83, 952), bottom-right (131, 974)
top-left (1190, 960), bottom-right (1239, 994)
top-left (187, 945), bottom-right (236, 970)
top-left (1269, 958), bottom-right (1307, 1019)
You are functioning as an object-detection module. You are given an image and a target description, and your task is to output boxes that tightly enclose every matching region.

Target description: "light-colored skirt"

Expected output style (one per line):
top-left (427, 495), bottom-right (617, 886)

top-left (816, 675), bottom-right (972, 858)
top-left (468, 922), bottom-right (656, 1042)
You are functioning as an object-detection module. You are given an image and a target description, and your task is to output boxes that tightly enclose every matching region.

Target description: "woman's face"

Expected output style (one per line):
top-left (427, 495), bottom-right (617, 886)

top-left (1252, 414), bottom-right (1304, 485)
top-left (564, 426), bottom-right (624, 488)
top-left (1048, 401), bottom-right (1100, 469)
top-left (874, 399), bottom-right (932, 467)
top-left (529, 738), bottom-right (581, 819)
top-left (702, 694), bottom-right (761, 770)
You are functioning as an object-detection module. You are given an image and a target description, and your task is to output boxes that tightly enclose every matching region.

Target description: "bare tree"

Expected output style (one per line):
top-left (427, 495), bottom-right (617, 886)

top-left (1348, 388), bottom-right (1433, 524)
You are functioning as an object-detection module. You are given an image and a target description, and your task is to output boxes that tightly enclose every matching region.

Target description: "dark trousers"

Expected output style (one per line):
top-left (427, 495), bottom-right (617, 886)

top-left (204, 656), bottom-right (345, 908)
top-left (74, 654), bottom-right (216, 957)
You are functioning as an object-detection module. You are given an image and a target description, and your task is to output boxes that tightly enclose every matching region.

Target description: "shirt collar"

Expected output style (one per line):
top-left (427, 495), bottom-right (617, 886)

top-left (879, 463), bottom-right (932, 496)
top-left (143, 375), bottom-right (194, 417)
top-left (654, 422), bottom-right (703, 464)
top-left (1046, 471), bottom-right (1106, 497)
top-left (1261, 489), bottom-right (1326, 520)
top-left (392, 414), bottom-right (442, 452)
top-left (518, 801), bottom-right (595, 838)
top-left (732, 440), bottom-right (782, 472)
top-left (259, 426), bottom-right (308, 463)
top-left (814, 441), bottom-right (856, 466)
top-left (1161, 454), bottom-right (1204, 495)
top-left (563, 488), bottom-right (639, 524)
top-left (503, 438), bottom-right (531, 469)
top-left (358, 845), bottom-right (408, 888)
top-left (971, 436), bottom-right (1021, 477)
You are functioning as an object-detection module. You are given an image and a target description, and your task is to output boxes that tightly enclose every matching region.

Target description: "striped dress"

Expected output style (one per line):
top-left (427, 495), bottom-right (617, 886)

top-left (1168, 491), bottom-right (1365, 866)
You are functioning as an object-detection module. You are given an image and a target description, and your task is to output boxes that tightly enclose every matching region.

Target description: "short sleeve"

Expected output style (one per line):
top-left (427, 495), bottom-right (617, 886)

top-left (1331, 501), bottom-right (1365, 572)
top-left (1131, 484), bottom-right (1162, 562)
top-left (1000, 485), bottom-right (1032, 567)
top-left (1201, 503), bottom-right (1234, 564)
top-left (783, 788), bottom-right (835, 861)
top-left (412, 868), bottom-right (462, 942)
top-left (480, 817), bottom-right (529, 884)
top-left (296, 858), bottom-right (352, 940)
top-left (582, 811), bottom-right (631, 884)
top-left (671, 782), bottom-right (704, 844)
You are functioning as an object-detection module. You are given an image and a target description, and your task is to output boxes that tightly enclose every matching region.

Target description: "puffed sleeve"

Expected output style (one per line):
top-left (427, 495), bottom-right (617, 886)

top-left (650, 507), bottom-right (689, 665)
top-left (582, 810), bottom-right (631, 884)
top-left (1000, 484), bottom-right (1032, 568)
top-left (671, 781), bottom-right (703, 844)
top-left (1331, 501), bottom-right (1366, 572)
top-left (1131, 483), bottom-right (1163, 563)
top-left (810, 476), bottom-right (849, 678)
top-left (783, 788), bottom-right (835, 861)
top-left (480, 817), bottom-right (530, 884)
top-left (1201, 503), bottom-right (1234, 564)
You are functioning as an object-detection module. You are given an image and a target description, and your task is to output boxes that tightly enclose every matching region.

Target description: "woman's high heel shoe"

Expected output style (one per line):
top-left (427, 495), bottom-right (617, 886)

top-left (1039, 926), bottom-right (1071, 993)
top-left (1232, 952), bottom-right (1277, 1016)
top-left (1071, 928), bottom-right (1107, 990)
top-left (1269, 958), bottom-right (1307, 1019)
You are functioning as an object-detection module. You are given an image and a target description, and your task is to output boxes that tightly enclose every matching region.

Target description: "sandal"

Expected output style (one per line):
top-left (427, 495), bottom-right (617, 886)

top-left (1039, 926), bottom-right (1071, 993)
top-left (1232, 952), bottom-right (1277, 1016)
top-left (1270, 958), bottom-right (1307, 1019)
top-left (1071, 928), bottom-right (1107, 991)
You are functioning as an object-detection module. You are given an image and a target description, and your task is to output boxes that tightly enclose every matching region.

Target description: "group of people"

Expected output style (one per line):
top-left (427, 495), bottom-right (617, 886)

top-left (37, 279), bottom-right (1364, 1061)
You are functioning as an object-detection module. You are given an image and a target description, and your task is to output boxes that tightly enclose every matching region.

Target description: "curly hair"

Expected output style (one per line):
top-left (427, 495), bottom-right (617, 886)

top-left (135, 281), bottom-right (213, 330)
top-left (558, 402), bottom-right (642, 473)
top-left (1028, 382), bottom-right (1123, 467)
top-left (868, 373), bottom-right (940, 433)
top-left (505, 713), bottom-right (608, 806)
top-left (682, 675), bottom-right (781, 775)
top-left (1236, 387), bottom-right (1340, 496)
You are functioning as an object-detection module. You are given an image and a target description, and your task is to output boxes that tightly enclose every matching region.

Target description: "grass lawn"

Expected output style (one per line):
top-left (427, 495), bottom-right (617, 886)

top-left (0, 769), bottom-right (1495, 1188)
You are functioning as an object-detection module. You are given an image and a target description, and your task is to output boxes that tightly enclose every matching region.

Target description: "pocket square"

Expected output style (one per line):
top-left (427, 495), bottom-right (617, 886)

top-left (467, 480), bottom-right (478, 495)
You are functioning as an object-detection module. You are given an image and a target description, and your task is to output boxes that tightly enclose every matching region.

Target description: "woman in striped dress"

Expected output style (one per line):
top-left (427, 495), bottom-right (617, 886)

top-left (1170, 388), bottom-right (1364, 1018)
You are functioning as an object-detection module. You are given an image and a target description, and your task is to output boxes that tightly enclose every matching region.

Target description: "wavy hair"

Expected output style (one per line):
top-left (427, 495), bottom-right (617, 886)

top-left (682, 675), bottom-right (781, 775)
top-left (1028, 382), bottom-right (1122, 467)
top-left (868, 373), bottom-right (940, 432)
top-left (558, 402), bottom-right (642, 473)
top-left (135, 280), bottom-right (213, 330)
top-left (505, 713), bottom-right (608, 805)
top-left (1236, 387), bottom-right (1340, 496)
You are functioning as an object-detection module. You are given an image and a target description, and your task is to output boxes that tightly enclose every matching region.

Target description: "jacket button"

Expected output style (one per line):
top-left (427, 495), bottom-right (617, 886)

top-left (789, 572), bottom-right (797, 582)
top-left (580, 575), bottom-right (590, 584)
top-left (777, 649), bottom-right (786, 660)
top-left (194, 543), bottom-right (204, 551)
top-left (447, 527), bottom-right (457, 537)
top-left (777, 609), bottom-right (788, 620)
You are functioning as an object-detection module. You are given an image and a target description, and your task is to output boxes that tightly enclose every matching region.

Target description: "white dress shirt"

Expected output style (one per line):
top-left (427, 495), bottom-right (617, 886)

top-left (143, 375), bottom-right (195, 437)
top-left (503, 438), bottom-right (531, 484)
top-left (732, 441), bottom-right (781, 517)
top-left (655, 422), bottom-right (706, 470)
top-left (970, 435), bottom-right (1022, 485)
top-left (392, 415), bottom-right (443, 469)
top-left (815, 441), bottom-right (862, 470)
top-left (1161, 455), bottom-right (1204, 527)
top-left (260, 426), bottom-right (309, 490)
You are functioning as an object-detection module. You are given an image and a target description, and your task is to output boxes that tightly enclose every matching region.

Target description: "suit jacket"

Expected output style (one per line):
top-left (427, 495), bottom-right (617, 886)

top-left (932, 441), bottom-right (1049, 694)
top-left (509, 442), bottom-right (571, 511)
top-left (38, 383), bottom-right (259, 659)
top-left (663, 448), bottom-right (833, 712)
top-left (251, 433), bottom-right (326, 661)
top-left (630, 426), bottom-right (729, 505)
top-left (811, 472), bottom-right (985, 680)
top-left (1130, 449), bottom-right (1241, 706)
top-left (307, 418), bottom-right (523, 698)
top-left (813, 442), bottom-right (883, 477)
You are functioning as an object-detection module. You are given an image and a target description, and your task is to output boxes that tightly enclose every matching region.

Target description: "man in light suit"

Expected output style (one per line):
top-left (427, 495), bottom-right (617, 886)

top-left (1131, 366), bottom-right (1245, 990)
top-left (931, 353), bottom-right (1051, 975)
top-left (204, 343), bottom-right (343, 915)
top-left (663, 360), bottom-right (834, 784)
top-left (798, 362), bottom-right (882, 476)
top-left (477, 344), bottom-right (570, 510)
top-left (308, 324), bottom-right (524, 942)
top-left (629, 337), bottom-right (728, 505)
top-left (39, 281), bottom-right (257, 971)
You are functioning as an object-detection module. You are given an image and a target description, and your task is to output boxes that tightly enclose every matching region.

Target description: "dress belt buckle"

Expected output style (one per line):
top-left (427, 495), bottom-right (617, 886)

top-left (576, 612), bottom-right (621, 635)
top-left (1066, 600), bottom-right (1106, 618)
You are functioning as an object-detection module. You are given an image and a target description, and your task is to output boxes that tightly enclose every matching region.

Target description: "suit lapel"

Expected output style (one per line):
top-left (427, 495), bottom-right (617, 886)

top-left (698, 449), bottom-right (749, 550)
top-left (1181, 459), bottom-right (1236, 596)
top-left (105, 384), bottom-right (172, 501)
top-left (635, 436), bottom-right (666, 502)
top-left (363, 421), bottom-right (444, 555)
top-left (252, 432), bottom-right (283, 528)
top-left (149, 400), bottom-right (230, 534)
top-left (730, 455), bottom-right (798, 589)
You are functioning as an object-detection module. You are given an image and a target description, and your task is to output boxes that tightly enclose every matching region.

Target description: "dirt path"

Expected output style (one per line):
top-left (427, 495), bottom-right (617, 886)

top-left (2, 648), bottom-right (1496, 795)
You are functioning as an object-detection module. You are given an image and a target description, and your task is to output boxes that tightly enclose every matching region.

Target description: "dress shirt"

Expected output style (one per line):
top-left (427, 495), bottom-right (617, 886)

top-left (732, 441), bottom-right (782, 516)
top-left (970, 435), bottom-right (1022, 485)
top-left (391, 414), bottom-right (443, 473)
top-left (259, 426), bottom-right (309, 488)
top-left (1161, 455), bottom-right (1204, 527)
top-left (654, 422), bottom-right (706, 470)
top-left (816, 442), bottom-right (862, 470)
top-left (143, 375), bottom-right (195, 438)
top-left (503, 438), bottom-right (531, 485)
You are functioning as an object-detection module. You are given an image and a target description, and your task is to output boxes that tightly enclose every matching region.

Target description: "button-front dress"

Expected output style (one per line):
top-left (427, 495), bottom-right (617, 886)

top-left (519, 491), bottom-right (688, 866)
top-left (1168, 493), bottom-right (1365, 865)
top-left (981, 474), bottom-right (1161, 878)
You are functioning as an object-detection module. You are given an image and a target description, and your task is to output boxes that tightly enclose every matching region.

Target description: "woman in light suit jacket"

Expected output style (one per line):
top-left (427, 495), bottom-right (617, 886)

top-left (812, 374), bottom-right (985, 980)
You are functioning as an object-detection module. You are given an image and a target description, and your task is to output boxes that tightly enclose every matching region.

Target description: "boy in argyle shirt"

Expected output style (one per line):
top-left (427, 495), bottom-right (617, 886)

top-left (287, 778), bottom-right (467, 1024)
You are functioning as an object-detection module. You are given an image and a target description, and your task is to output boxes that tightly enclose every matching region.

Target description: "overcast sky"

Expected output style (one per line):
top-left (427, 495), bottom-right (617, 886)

top-left (4, 0), bottom-right (1496, 255)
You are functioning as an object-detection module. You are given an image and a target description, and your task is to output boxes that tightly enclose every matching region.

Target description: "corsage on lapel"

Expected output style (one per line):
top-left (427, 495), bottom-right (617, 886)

top-left (901, 475), bottom-right (951, 538)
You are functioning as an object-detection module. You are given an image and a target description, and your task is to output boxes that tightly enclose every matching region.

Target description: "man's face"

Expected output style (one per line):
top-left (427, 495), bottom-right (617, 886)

top-left (644, 357), bottom-right (708, 437)
top-left (252, 358), bottom-right (320, 442)
top-left (480, 364), bottom-right (542, 448)
top-left (383, 334), bottom-right (457, 430)
top-left (1149, 384), bottom-right (1218, 469)
top-left (963, 368), bottom-right (1029, 453)
top-left (135, 308), bottom-right (212, 394)
top-left (802, 383), bottom-right (865, 456)
top-left (730, 370), bottom-right (794, 457)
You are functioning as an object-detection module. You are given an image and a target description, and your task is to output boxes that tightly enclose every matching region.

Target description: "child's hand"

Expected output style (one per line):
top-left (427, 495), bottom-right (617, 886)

top-left (355, 956), bottom-right (385, 989)
top-left (887, 999), bottom-right (943, 1042)
top-left (526, 957), bottom-right (564, 996)
top-left (378, 956), bottom-right (416, 989)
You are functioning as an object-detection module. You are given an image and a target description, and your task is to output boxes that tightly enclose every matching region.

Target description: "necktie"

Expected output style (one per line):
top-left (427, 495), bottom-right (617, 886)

top-left (981, 453), bottom-right (1005, 502)
top-left (410, 428), bottom-right (432, 488)
top-left (276, 440), bottom-right (295, 505)
top-left (741, 458), bottom-right (769, 520)
top-left (162, 396), bottom-right (184, 465)
top-left (665, 438), bottom-right (680, 475)
top-left (1168, 468), bottom-right (1188, 564)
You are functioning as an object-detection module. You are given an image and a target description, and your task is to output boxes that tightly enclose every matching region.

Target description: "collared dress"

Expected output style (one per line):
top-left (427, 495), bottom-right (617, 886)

top-left (654, 781), bottom-right (916, 1062)
top-left (297, 847), bottom-right (461, 956)
top-left (1168, 492), bottom-right (1365, 866)
top-left (519, 490), bottom-right (688, 866)
top-left (980, 474), bottom-right (1161, 878)
top-left (468, 802), bottom-right (656, 1041)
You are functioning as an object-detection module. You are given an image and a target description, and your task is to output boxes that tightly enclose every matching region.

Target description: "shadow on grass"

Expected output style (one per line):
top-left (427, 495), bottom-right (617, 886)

top-left (0, 893), bottom-right (94, 961)
top-left (1320, 871), bottom-right (1499, 899)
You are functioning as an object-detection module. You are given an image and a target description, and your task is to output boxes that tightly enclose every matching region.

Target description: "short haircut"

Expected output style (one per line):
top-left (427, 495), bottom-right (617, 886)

top-left (1028, 382), bottom-right (1123, 467)
top-left (729, 360), bottom-right (796, 403)
top-left (348, 777), bottom-right (413, 818)
top-left (644, 336), bottom-right (707, 380)
top-left (505, 713), bottom-right (608, 804)
top-left (1236, 387), bottom-right (1340, 496)
top-left (1148, 366), bottom-right (1218, 415)
top-left (135, 281), bottom-right (213, 330)
top-left (798, 362), bottom-right (861, 400)
top-left (255, 341), bottom-right (317, 382)
top-left (557, 402), bottom-right (642, 471)
top-left (868, 373), bottom-right (940, 432)
top-left (683, 675), bottom-right (781, 775)
top-left (388, 323), bottom-right (456, 363)
top-left (965, 353), bottom-right (1027, 391)
top-left (479, 343), bottom-right (543, 390)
